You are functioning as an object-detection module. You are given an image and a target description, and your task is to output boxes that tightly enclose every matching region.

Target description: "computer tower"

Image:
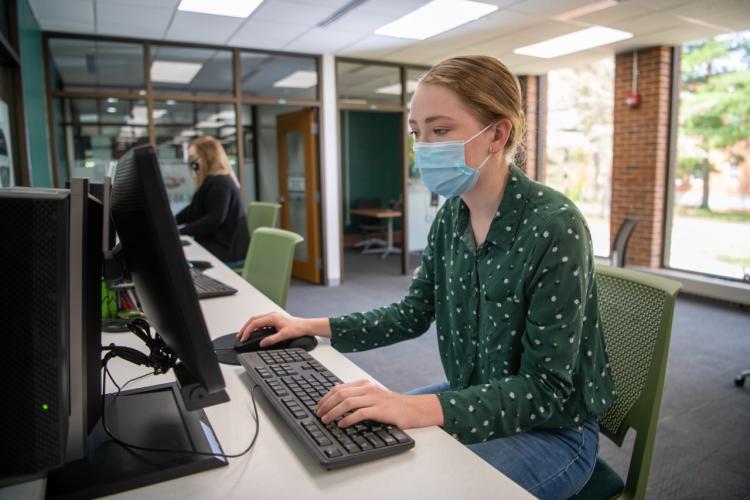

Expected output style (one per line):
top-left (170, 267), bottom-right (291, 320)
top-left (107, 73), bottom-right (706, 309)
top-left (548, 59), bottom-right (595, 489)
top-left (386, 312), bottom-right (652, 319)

top-left (0, 188), bottom-right (71, 478)
top-left (0, 180), bottom-right (102, 482)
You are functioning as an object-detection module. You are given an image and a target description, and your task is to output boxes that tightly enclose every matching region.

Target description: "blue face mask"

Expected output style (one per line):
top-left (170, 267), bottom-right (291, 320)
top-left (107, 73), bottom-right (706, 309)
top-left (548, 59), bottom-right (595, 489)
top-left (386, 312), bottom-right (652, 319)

top-left (414, 123), bottom-right (494, 198)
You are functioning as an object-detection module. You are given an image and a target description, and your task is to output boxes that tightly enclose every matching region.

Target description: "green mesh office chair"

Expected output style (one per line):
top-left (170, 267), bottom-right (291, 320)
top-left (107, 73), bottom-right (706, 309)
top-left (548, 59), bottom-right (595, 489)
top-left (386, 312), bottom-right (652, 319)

top-left (241, 227), bottom-right (303, 309)
top-left (571, 266), bottom-right (681, 500)
top-left (247, 201), bottom-right (281, 235)
top-left (230, 202), bottom-right (282, 272)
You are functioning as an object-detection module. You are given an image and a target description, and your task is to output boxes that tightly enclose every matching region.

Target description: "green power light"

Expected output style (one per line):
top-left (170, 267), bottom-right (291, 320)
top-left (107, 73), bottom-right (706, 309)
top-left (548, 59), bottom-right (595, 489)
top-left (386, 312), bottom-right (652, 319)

top-left (41, 403), bottom-right (49, 411)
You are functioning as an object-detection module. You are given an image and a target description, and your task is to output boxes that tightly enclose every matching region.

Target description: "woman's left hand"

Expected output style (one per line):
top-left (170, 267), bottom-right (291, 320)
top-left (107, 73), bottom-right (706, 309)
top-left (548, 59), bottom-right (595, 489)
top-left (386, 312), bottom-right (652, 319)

top-left (315, 379), bottom-right (444, 429)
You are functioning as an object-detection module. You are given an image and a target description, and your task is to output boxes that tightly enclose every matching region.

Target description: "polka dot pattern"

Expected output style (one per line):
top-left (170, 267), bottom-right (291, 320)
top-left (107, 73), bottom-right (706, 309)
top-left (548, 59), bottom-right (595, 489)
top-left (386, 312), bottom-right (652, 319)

top-left (330, 166), bottom-right (616, 444)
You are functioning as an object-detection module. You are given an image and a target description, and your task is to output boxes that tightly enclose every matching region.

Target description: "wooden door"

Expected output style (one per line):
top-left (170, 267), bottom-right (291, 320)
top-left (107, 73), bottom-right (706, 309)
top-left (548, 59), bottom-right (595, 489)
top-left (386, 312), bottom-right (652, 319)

top-left (277, 108), bottom-right (321, 284)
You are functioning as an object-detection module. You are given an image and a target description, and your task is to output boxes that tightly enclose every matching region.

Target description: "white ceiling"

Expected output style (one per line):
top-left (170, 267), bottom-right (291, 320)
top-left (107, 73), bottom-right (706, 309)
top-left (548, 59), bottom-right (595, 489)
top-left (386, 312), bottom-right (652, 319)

top-left (29, 0), bottom-right (750, 74)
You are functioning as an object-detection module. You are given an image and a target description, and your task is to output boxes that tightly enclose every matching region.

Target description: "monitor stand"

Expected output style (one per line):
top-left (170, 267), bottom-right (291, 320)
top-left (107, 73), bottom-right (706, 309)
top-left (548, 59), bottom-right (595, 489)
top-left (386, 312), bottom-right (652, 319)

top-left (46, 382), bottom-right (227, 499)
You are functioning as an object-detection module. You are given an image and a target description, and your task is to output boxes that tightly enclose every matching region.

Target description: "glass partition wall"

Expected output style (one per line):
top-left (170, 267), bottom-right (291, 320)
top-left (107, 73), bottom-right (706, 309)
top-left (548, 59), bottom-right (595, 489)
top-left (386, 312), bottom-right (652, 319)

top-left (45, 34), bottom-right (320, 206)
top-left (46, 33), bottom-right (322, 281)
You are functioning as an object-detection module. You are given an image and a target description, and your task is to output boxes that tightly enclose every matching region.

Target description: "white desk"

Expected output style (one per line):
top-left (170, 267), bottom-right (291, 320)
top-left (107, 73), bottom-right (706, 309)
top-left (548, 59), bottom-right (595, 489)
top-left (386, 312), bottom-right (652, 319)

top-left (4, 238), bottom-right (532, 500)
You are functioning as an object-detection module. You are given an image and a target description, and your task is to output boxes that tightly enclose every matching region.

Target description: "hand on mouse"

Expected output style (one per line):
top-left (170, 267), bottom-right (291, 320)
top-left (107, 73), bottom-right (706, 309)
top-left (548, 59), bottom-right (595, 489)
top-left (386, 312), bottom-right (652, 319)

top-left (236, 312), bottom-right (331, 348)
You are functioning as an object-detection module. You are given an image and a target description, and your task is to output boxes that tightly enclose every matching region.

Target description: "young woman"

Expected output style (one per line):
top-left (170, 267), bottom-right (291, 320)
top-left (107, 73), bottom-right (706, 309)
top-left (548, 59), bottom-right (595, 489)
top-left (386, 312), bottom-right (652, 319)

top-left (176, 136), bottom-right (248, 262)
top-left (237, 56), bottom-right (615, 499)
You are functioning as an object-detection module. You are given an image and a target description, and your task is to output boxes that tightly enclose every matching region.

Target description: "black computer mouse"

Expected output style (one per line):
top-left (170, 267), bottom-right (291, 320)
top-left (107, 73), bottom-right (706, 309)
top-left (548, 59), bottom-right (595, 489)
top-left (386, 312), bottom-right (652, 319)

top-left (233, 327), bottom-right (317, 353)
top-left (189, 260), bottom-right (213, 270)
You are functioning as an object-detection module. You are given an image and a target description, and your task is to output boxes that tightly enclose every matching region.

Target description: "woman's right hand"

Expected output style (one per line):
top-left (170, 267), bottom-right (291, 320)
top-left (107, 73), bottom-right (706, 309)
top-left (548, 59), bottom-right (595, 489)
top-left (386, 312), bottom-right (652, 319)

top-left (236, 312), bottom-right (331, 348)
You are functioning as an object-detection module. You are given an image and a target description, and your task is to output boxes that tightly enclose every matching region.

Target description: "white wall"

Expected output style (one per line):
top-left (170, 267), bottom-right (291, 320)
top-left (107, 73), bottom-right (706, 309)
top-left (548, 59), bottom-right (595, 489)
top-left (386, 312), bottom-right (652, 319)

top-left (320, 53), bottom-right (341, 286)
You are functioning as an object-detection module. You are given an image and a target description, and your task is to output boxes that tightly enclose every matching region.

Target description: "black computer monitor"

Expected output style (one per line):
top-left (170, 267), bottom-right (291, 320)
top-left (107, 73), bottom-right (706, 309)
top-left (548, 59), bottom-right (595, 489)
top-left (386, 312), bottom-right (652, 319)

top-left (46, 145), bottom-right (229, 498)
top-left (109, 145), bottom-right (227, 405)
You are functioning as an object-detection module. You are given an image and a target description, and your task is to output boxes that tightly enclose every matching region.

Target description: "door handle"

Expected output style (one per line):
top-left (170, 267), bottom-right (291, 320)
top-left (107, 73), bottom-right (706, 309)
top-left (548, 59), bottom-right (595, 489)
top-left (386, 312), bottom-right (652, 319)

top-left (278, 196), bottom-right (286, 204)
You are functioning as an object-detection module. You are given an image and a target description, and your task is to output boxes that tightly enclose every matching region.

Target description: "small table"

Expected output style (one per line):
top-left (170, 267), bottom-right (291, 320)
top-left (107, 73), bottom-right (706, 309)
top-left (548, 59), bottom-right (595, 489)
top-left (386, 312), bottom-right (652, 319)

top-left (350, 208), bottom-right (403, 259)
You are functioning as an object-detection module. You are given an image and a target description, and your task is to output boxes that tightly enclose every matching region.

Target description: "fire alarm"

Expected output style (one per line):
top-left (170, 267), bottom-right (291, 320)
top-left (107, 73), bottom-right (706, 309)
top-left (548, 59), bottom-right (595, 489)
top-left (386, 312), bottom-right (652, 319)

top-left (626, 92), bottom-right (641, 108)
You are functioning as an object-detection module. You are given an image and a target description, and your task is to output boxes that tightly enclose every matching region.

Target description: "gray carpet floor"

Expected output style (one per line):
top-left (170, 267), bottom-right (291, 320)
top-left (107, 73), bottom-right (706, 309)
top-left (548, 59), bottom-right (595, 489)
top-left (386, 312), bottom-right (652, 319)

top-left (287, 249), bottom-right (750, 500)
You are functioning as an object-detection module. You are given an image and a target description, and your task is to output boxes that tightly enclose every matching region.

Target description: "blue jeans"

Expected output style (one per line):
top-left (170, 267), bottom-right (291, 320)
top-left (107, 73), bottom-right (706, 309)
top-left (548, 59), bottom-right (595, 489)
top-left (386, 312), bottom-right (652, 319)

top-left (407, 381), bottom-right (599, 500)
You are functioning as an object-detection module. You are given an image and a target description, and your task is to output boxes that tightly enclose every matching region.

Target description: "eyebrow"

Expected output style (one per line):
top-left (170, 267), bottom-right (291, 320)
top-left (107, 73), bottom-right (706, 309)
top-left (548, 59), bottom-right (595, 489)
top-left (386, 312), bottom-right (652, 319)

top-left (408, 115), bottom-right (455, 125)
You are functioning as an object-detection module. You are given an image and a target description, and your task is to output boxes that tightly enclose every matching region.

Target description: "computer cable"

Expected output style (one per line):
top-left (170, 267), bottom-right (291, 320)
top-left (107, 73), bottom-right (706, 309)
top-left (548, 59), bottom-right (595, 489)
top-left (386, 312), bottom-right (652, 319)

top-left (100, 348), bottom-right (261, 459)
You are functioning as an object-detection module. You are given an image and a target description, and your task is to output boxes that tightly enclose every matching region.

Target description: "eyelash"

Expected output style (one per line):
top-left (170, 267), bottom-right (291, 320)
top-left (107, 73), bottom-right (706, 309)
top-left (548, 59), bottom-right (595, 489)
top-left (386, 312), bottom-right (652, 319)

top-left (409, 128), bottom-right (448, 139)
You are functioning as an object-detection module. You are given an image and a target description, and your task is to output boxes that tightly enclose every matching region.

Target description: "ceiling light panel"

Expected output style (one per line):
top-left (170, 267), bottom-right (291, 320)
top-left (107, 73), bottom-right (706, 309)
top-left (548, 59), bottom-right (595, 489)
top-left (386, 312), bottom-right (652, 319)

top-left (513, 26), bottom-right (633, 59)
top-left (375, 0), bottom-right (498, 40)
top-left (150, 60), bottom-right (203, 83)
top-left (177, 0), bottom-right (263, 18)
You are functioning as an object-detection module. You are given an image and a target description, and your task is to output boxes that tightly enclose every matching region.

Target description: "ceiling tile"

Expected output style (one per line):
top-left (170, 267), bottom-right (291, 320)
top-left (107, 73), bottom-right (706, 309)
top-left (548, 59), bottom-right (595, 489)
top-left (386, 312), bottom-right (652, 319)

top-left (30, 0), bottom-right (95, 32)
top-left (606, 11), bottom-right (685, 35)
top-left (288, 0), bottom-right (355, 6)
top-left (250, 0), bottom-right (339, 26)
top-left (510, 0), bottom-right (608, 19)
top-left (228, 19), bottom-right (310, 50)
top-left (97, 0), bottom-right (179, 7)
top-left (356, 0), bottom-right (431, 17)
top-left (326, 10), bottom-right (395, 33)
top-left (283, 27), bottom-right (367, 54)
top-left (96, 0), bottom-right (173, 39)
top-left (164, 11), bottom-right (245, 44)
top-left (340, 34), bottom-right (414, 59)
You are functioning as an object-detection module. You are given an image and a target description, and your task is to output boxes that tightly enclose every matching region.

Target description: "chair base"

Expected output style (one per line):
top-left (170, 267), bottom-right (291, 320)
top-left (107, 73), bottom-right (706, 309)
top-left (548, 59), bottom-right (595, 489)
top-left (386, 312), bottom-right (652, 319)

top-left (354, 238), bottom-right (387, 251)
top-left (362, 246), bottom-right (402, 259)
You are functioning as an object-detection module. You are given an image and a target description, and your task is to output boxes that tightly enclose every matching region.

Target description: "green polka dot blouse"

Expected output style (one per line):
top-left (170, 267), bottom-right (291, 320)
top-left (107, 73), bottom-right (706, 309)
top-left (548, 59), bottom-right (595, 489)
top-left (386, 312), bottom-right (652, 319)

top-left (329, 165), bottom-right (616, 444)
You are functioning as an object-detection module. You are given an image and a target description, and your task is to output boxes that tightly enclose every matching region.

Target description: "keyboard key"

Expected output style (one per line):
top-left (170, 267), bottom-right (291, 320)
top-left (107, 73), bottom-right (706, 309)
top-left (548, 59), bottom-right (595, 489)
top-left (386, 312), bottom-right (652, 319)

top-left (386, 427), bottom-right (411, 444)
top-left (376, 430), bottom-right (397, 446)
top-left (343, 442), bottom-right (360, 454)
top-left (352, 436), bottom-right (372, 451)
top-left (324, 448), bottom-right (343, 458)
top-left (363, 433), bottom-right (385, 449)
top-left (315, 436), bottom-right (333, 447)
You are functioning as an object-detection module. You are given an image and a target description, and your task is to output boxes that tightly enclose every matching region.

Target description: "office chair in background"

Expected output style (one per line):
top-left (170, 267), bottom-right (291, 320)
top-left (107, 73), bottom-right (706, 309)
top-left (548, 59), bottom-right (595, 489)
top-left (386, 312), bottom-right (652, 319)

top-left (228, 202), bottom-right (281, 272)
top-left (571, 265), bottom-right (681, 500)
top-left (247, 201), bottom-right (281, 236)
top-left (241, 227), bottom-right (303, 309)
top-left (352, 197), bottom-right (387, 251)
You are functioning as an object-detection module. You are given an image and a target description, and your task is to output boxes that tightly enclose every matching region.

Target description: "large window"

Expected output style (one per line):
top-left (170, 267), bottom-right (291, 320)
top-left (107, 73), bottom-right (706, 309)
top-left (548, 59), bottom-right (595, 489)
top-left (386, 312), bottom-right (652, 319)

top-left (668, 30), bottom-right (750, 281)
top-left (546, 58), bottom-right (614, 257)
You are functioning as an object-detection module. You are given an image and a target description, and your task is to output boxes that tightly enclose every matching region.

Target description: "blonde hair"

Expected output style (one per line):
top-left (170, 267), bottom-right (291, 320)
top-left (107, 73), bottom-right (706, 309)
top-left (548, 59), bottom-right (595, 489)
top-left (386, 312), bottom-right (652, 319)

top-left (190, 135), bottom-right (240, 188)
top-left (420, 55), bottom-right (526, 167)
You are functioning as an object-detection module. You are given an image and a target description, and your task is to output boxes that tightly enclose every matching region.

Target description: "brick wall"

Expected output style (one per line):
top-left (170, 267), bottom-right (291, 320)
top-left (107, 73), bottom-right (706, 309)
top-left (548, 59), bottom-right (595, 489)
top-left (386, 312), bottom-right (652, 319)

top-left (612, 46), bottom-right (674, 267)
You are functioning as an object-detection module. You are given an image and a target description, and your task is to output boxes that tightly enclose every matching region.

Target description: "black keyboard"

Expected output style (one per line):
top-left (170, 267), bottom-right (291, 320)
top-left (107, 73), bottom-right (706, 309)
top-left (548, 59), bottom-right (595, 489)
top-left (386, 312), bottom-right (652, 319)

top-left (190, 268), bottom-right (237, 299)
top-left (239, 348), bottom-right (415, 469)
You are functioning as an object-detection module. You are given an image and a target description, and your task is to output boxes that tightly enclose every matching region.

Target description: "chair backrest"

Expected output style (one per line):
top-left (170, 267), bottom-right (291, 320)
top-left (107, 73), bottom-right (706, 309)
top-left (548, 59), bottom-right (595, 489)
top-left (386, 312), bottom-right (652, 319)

top-left (610, 217), bottom-right (638, 267)
top-left (595, 265), bottom-right (681, 500)
top-left (241, 227), bottom-right (303, 309)
top-left (247, 202), bottom-right (281, 235)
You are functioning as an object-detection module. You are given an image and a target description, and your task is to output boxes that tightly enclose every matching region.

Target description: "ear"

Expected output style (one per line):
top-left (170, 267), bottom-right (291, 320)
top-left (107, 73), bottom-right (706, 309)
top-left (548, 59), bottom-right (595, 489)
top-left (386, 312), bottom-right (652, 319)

top-left (489, 119), bottom-right (512, 154)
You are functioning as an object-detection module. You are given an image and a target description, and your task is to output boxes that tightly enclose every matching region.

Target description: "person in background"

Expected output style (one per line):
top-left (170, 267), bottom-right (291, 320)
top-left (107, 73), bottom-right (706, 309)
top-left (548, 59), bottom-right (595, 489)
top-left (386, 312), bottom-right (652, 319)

top-left (176, 136), bottom-right (248, 262)
top-left (237, 55), bottom-right (616, 500)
